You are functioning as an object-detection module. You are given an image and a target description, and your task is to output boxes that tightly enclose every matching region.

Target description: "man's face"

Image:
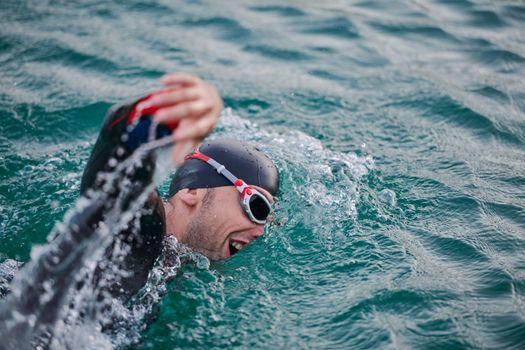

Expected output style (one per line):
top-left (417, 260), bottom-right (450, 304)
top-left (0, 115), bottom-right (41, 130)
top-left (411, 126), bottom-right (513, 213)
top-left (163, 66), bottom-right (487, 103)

top-left (183, 185), bottom-right (274, 260)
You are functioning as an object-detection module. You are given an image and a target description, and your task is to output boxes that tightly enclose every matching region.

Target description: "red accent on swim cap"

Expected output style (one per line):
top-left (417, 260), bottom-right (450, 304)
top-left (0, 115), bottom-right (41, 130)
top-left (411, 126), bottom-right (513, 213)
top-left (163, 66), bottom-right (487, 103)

top-left (185, 151), bottom-right (210, 162)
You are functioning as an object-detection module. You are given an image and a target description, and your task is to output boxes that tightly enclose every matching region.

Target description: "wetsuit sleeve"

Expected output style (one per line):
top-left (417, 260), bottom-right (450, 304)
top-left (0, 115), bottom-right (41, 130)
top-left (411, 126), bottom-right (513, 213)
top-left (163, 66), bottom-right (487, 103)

top-left (0, 99), bottom-right (168, 333)
top-left (79, 99), bottom-right (166, 302)
top-left (80, 100), bottom-right (137, 194)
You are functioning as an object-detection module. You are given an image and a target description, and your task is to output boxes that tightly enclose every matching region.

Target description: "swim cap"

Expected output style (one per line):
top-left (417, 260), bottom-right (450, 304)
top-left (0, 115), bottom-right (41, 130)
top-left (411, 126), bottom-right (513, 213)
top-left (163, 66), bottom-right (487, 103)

top-left (168, 139), bottom-right (279, 197)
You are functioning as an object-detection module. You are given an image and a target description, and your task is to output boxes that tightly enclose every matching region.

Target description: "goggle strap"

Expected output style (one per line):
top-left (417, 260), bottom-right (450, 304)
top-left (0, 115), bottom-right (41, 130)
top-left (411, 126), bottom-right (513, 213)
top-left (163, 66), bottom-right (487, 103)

top-left (186, 151), bottom-right (244, 191)
top-left (206, 158), bottom-right (239, 184)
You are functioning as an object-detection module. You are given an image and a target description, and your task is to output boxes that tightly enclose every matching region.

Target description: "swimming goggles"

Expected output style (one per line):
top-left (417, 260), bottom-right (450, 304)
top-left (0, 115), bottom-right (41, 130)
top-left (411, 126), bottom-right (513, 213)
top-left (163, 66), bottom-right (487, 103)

top-left (184, 149), bottom-right (273, 225)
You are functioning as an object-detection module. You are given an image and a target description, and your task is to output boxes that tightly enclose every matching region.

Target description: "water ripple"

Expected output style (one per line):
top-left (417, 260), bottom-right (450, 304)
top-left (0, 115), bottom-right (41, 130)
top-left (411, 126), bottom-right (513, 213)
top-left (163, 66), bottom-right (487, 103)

top-left (1, 0), bottom-right (525, 348)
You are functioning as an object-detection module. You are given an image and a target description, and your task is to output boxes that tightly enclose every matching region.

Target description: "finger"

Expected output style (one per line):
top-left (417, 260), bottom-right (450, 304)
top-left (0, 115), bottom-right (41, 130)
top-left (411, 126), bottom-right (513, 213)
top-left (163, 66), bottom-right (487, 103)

top-left (141, 87), bottom-right (201, 109)
top-left (160, 73), bottom-right (201, 87)
top-left (153, 100), bottom-right (211, 124)
top-left (172, 139), bottom-right (198, 165)
top-left (173, 114), bottom-right (215, 141)
top-left (135, 86), bottom-right (180, 110)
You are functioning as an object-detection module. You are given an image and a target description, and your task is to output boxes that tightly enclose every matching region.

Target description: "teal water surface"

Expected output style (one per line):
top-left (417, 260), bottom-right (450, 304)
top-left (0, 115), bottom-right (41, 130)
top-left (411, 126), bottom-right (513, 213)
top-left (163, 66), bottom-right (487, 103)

top-left (1, 0), bottom-right (525, 349)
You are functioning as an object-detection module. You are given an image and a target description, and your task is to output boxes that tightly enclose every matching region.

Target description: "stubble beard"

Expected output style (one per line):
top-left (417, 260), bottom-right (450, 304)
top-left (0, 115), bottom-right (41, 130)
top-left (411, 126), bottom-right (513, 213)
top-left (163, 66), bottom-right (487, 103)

top-left (183, 189), bottom-right (220, 260)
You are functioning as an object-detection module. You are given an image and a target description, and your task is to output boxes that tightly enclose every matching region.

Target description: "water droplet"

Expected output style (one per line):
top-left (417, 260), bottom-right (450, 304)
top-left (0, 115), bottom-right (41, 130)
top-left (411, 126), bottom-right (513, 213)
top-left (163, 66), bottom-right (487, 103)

top-left (379, 189), bottom-right (396, 207)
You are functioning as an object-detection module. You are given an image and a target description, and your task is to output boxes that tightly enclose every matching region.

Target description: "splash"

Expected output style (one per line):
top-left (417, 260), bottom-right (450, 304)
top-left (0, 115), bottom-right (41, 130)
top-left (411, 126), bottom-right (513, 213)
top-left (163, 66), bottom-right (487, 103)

top-left (217, 108), bottom-right (374, 230)
top-left (0, 138), bottom-right (184, 350)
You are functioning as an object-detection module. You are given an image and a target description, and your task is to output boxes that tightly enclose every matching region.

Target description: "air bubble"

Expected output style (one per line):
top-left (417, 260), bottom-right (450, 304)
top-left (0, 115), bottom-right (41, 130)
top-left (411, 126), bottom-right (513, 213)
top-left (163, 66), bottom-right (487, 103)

top-left (379, 189), bottom-right (397, 207)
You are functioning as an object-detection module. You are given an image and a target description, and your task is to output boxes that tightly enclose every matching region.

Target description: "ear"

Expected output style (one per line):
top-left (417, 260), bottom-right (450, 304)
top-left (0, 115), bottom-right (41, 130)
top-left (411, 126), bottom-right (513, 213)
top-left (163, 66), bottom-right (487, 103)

top-left (177, 188), bottom-right (201, 207)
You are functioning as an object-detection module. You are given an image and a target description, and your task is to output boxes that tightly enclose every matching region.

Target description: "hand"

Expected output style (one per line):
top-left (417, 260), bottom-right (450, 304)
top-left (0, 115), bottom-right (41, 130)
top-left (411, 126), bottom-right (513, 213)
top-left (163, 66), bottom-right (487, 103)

top-left (136, 73), bottom-right (223, 164)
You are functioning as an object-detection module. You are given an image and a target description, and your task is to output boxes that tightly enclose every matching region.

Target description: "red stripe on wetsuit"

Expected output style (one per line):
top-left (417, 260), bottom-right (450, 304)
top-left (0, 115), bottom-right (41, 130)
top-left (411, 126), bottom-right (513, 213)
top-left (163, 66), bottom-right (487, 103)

top-left (109, 92), bottom-right (179, 131)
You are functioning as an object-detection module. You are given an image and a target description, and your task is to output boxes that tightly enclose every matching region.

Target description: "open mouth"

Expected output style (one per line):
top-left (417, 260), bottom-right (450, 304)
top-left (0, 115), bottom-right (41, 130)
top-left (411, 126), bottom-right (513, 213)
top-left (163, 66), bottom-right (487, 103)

top-left (228, 240), bottom-right (246, 257)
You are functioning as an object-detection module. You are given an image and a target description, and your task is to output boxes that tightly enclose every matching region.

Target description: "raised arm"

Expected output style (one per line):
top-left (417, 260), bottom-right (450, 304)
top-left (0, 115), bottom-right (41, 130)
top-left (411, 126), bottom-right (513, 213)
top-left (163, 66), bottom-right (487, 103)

top-left (0, 74), bottom-right (223, 347)
top-left (81, 73), bottom-right (222, 194)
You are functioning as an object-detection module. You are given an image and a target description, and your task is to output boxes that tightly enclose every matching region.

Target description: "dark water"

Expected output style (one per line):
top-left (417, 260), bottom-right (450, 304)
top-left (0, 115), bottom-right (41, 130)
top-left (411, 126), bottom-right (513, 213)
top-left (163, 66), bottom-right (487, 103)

top-left (1, 0), bottom-right (525, 349)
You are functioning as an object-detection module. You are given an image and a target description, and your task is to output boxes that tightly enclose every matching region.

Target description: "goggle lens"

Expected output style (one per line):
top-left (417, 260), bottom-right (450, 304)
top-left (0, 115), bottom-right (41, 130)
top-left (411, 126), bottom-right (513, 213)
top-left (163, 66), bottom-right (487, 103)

top-left (249, 194), bottom-right (271, 222)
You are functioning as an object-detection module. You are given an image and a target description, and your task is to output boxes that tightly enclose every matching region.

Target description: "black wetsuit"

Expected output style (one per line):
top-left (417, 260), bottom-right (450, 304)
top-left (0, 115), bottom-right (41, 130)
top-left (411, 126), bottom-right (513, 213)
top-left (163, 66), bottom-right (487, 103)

top-left (79, 99), bottom-right (167, 302)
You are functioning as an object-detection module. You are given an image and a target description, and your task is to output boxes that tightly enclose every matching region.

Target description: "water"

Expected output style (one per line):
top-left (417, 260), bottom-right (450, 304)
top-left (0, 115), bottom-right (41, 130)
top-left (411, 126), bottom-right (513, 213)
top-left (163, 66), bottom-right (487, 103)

top-left (1, 0), bottom-right (525, 348)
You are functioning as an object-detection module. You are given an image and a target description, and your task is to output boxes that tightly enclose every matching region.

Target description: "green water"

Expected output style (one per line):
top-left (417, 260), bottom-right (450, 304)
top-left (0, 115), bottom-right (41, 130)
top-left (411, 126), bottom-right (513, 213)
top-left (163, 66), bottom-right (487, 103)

top-left (1, 0), bottom-right (525, 349)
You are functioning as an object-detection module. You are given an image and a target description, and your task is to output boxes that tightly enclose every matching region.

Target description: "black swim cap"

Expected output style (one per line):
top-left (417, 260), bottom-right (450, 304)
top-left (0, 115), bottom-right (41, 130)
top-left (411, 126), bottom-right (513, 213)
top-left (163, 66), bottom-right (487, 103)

top-left (168, 139), bottom-right (279, 197)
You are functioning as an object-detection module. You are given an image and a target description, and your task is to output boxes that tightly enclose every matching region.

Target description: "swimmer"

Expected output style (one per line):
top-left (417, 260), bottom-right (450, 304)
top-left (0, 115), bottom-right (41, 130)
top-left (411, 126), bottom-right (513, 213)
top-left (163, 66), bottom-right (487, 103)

top-left (0, 73), bottom-right (279, 348)
top-left (79, 72), bottom-right (280, 300)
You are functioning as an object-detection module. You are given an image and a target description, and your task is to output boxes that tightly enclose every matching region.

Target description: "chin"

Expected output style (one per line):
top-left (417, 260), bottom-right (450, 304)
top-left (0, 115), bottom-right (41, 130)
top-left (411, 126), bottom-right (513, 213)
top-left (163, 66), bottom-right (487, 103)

top-left (205, 250), bottom-right (226, 261)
